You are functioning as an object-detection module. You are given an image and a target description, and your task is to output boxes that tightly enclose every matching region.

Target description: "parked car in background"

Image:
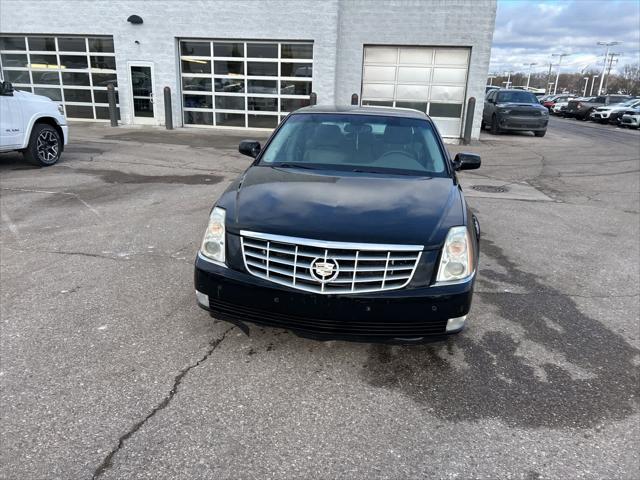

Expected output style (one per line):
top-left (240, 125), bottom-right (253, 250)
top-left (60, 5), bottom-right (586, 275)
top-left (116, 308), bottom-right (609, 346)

top-left (591, 99), bottom-right (640, 124)
top-left (538, 94), bottom-right (555, 104)
top-left (486, 85), bottom-right (499, 95)
top-left (544, 95), bottom-right (573, 112)
top-left (551, 98), bottom-right (576, 116)
top-left (195, 105), bottom-right (481, 342)
top-left (482, 89), bottom-right (549, 136)
top-left (620, 108), bottom-right (640, 129)
top-left (565, 94), bottom-right (633, 120)
top-left (0, 80), bottom-right (68, 166)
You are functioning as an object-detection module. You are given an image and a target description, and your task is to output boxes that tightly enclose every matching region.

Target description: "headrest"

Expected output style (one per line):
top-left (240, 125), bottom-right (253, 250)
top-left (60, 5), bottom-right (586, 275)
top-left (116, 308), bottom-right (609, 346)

top-left (383, 125), bottom-right (413, 144)
top-left (312, 124), bottom-right (344, 146)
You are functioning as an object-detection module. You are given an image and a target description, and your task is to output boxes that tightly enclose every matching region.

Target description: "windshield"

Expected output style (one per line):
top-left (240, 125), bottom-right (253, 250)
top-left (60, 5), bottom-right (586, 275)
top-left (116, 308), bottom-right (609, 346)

top-left (497, 91), bottom-right (539, 104)
top-left (259, 113), bottom-right (448, 176)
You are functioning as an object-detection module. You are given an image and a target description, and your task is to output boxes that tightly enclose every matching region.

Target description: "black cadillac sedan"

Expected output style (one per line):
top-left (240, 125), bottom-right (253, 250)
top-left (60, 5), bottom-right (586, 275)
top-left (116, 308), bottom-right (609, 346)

top-left (194, 106), bottom-right (481, 343)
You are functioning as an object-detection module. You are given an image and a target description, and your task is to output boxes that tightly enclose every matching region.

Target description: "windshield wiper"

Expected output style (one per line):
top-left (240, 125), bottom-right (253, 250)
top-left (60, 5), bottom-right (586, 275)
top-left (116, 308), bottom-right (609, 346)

top-left (351, 168), bottom-right (427, 177)
top-left (273, 163), bottom-right (316, 170)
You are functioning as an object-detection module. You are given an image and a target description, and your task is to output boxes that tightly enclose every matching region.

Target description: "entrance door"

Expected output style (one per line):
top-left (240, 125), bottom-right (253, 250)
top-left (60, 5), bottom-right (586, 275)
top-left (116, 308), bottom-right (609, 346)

top-left (128, 62), bottom-right (155, 124)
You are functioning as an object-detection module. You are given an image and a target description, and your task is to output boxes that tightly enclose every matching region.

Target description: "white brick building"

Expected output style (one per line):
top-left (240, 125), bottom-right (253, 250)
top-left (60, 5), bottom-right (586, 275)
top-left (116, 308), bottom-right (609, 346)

top-left (0, 0), bottom-right (496, 139)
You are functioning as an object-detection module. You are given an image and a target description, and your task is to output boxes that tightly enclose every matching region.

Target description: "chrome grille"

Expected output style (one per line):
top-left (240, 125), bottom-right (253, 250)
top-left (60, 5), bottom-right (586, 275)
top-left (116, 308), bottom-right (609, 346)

top-left (240, 230), bottom-right (422, 294)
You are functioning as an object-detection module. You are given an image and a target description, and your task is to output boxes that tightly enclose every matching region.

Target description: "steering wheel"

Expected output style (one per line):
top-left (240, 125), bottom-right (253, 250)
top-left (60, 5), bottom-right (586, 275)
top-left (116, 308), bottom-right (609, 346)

top-left (377, 150), bottom-right (415, 162)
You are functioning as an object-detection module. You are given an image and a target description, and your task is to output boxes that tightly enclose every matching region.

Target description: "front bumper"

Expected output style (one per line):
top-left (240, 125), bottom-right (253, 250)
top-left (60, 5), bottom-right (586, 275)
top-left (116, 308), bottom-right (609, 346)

top-left (498, 115), bottom-right (548, 131)
top-left (621, 115), bottom-right (640, 127)
top-left (194, 255), bottom-right (474, 342)
top-left (591, 111), bottom-right (610, 119)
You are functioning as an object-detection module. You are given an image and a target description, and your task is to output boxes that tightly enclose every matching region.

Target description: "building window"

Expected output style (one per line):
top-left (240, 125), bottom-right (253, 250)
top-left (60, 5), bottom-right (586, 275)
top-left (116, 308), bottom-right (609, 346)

top-left (0, 34), bottom-right (118, 121)
top-left (361, 46), bottom-right (470, 137)
top-left (180, 39), bottom-right (313, 128)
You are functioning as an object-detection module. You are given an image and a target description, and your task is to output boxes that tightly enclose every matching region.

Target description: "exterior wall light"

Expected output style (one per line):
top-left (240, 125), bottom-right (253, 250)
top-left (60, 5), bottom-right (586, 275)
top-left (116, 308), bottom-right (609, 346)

top-left (127, 15), bottom-right (143, 24)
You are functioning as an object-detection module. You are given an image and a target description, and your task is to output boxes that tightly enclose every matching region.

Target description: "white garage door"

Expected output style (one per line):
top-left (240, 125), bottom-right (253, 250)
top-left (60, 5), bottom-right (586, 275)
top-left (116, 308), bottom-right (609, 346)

top-left (361, 46), bottom-right (470, 138)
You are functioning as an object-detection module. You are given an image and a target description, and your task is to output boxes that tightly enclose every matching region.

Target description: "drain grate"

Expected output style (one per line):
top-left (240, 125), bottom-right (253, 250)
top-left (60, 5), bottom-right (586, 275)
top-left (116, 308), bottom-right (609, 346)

top-left (471, 184), bottom-right (509, 193)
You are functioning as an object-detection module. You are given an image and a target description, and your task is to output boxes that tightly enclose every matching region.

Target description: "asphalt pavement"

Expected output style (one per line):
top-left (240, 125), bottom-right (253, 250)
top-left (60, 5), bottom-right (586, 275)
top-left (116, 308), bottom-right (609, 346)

top-left (1, 116), bottom-right (639, 479)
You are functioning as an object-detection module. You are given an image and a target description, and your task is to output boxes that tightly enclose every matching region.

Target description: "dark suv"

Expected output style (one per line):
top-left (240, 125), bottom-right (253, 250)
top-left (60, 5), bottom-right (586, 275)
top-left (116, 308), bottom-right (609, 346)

top-left (482, 89), bottom-right (549, 137)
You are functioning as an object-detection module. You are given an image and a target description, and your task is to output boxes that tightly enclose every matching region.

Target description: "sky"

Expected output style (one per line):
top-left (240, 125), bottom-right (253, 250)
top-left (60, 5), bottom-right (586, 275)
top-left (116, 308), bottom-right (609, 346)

top-left (490, 0), bottom-right (640, 76)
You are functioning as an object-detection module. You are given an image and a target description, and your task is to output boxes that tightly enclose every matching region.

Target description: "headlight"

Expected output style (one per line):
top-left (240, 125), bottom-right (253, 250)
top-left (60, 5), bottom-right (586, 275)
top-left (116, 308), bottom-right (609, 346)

top-left (58, 104), bottom-right (64, 115)
top-left (200, 206), bottom-right (226, 265)
top-left (540, 109), bottom-right (548, 115)
top-left (436, 226), bottom-right (474, 283)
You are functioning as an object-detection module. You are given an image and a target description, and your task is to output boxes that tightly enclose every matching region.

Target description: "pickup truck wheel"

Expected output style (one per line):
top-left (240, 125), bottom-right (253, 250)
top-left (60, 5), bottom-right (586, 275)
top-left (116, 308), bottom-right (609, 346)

top-left (534, 130), bottom-right (546, 137)
top-left (24, 124), bottom-right (61, 166)
top-left (490, 115), bottom-right (501, 134)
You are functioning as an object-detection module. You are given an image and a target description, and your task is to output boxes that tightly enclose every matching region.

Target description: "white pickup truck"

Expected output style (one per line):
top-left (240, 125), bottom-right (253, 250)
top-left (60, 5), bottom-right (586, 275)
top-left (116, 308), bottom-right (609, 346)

top-left (0, 80), bottom-right (69, 166)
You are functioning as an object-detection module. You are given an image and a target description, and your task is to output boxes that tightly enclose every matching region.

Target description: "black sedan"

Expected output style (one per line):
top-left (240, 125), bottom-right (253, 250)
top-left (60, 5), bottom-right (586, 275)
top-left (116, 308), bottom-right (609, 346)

top-left (194, 106), bottom-right (481, 343)
top-left (482, 89), bottom-right (549, 136)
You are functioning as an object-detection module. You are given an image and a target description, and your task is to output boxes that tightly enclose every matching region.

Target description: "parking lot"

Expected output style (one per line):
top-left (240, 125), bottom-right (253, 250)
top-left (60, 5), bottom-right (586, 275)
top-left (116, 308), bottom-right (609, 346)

top-left (1, 116), bottom-right (639, 479)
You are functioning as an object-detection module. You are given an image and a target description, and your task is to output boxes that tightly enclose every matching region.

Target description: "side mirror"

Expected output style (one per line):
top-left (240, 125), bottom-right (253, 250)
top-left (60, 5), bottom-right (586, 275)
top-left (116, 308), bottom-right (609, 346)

top-left (239, 140), bottom-right (261, 158)
top-left (453, 152), bottom-right (481, 171)
top-left (0, 81), bottom-right (14, 96)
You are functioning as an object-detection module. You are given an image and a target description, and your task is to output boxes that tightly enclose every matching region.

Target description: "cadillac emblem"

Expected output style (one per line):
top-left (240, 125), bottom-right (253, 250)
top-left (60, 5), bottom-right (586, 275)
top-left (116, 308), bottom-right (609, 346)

top-left (310, 257), bottom-right (340, 282)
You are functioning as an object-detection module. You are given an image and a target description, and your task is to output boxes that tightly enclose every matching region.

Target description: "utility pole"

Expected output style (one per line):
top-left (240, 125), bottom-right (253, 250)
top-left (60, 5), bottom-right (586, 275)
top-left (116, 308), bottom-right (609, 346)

top-left (552, 53), bottom-right (570, 94)
top-left (589, 75), bottom-right (599, 96)
top-left (597, 41), bottom-right (621, 95)
top-left (582, 77), bottom-right (589, 96)
top-left (505, 70), bottom-right (512, 89)
top-left (545, 62), bottom-right (553, 94)
top-left (487, 75), bottom-right (496, 86)
top-left (603, 53), bottom-right (620, 94)
top-left (524, 62), bottom-right (537, 89)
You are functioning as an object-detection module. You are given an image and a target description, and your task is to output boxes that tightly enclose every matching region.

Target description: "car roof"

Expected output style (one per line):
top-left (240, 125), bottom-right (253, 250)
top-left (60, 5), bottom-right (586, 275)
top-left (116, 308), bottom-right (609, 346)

top-left (493, 89), bottom-right (537, 93)
top-left (294, 104), bottom-right (430, 120)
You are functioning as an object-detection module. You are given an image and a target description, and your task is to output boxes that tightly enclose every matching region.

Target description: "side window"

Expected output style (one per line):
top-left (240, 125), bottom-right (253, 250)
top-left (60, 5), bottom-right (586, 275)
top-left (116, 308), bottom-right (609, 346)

top-left (594, 96), bottom-right (606, 103)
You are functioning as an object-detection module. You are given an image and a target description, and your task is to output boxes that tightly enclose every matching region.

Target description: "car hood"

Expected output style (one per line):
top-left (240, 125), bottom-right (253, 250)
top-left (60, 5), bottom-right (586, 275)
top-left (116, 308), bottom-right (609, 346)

top-left (223, 165), bottom-right (462, 249)
top-left (15, 89), bottom-right (55, 104)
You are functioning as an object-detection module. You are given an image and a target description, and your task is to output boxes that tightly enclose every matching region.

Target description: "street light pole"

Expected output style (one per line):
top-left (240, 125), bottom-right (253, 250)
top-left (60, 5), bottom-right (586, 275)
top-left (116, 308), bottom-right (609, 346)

top-left (545, 62), bottom-right (553, 93)
top-left (596, 41), bottom-right (621, 95)
top-left (603, 53), bottom-right (620, 94)
top-left (505, 70), bottom-right (512, 89)
top-left (590, 75), bottom-right (599, 96)
top-left (552, 53), bottom-right (570, 94)
top-left (525, 62), bottom-right (537, 89)
top-left (582, 77), bottom-right (589, 96)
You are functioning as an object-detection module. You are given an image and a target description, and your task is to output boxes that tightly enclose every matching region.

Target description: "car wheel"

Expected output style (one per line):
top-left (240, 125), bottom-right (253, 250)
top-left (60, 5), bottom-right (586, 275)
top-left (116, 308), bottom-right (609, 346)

top-left (23, 124), bottom-right (61, 166)
top-left (481, 120), bottom-right (486, 130)
top-left (534, 130), bottom-right (546, 137)
top-left (490, 115), bottom-right (500, 135)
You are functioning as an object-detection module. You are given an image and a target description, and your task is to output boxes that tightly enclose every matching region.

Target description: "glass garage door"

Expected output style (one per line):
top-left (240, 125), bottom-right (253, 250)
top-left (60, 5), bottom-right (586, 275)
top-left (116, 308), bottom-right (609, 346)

top-left (0, 35), bottom-right (119, 120)
top-left (180, 39), bottom-right (312, 129)
top-left (361, 46), bottom-right (470, 138)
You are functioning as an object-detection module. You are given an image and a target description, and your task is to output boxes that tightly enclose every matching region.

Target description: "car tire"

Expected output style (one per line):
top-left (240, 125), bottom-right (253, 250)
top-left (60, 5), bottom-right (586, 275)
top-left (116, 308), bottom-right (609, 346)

top-left (23, 123), bottom-right (62, 167)
top-left (490, 115), bottom-right (500, 135)
top-left (534, 130), bottom-right (546, 137)
top-left (481, 120), bottom-right (486, 130)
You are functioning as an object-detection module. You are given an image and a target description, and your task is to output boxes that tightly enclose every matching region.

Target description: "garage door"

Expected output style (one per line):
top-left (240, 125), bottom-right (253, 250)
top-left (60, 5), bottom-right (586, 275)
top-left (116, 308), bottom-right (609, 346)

top-left (361, 46), bottom-right (470, 138)
top-left (0, 34), bottom-right (119, 120)
top-left (179, 40), bottom-right (313, 129)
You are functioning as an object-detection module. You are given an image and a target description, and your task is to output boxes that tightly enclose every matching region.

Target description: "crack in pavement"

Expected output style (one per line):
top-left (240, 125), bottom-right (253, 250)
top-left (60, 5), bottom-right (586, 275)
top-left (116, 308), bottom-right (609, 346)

top-left (3, 246), bottom-right (193, 265)
top-left (91, 326), bottom-right (234, 479)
